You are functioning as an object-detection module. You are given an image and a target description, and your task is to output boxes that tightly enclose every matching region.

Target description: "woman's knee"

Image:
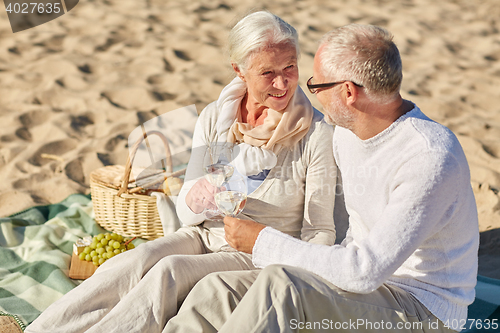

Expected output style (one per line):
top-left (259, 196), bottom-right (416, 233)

top-left (147, 254), bottom-right (194, 279)
top-left (96, 240), bottom-right (163, 274)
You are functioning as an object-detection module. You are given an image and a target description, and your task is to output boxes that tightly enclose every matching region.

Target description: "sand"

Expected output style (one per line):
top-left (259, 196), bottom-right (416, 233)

top-left (0, 0), bottom-right (499, 278)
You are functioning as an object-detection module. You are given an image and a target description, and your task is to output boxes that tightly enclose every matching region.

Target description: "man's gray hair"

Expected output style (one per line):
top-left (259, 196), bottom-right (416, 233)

top-left (228, 11), bottom-right (299, 73)
top-left (319, 24), bottom-right (402, 102)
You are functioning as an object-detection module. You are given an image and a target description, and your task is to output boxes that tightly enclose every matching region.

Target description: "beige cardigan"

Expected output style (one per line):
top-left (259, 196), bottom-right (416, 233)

top-left (176, 101), bottom-right (337, 252)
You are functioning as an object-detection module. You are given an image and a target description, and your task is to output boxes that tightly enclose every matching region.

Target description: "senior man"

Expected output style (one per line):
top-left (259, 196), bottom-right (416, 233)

top-left (164, 24), bottom-right (479, 333)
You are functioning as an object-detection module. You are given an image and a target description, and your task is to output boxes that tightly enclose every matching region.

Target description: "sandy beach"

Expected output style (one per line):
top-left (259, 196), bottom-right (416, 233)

top-left (0, 0), bottom-right (499, 278)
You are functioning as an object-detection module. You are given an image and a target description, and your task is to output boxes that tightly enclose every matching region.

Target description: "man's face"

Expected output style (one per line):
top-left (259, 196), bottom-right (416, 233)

top-left (312, 46), bottom-right (354, 128)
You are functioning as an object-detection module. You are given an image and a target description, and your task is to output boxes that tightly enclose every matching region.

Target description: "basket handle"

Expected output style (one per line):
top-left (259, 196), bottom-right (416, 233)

top-left (117, 130), bottom-right (173, 196)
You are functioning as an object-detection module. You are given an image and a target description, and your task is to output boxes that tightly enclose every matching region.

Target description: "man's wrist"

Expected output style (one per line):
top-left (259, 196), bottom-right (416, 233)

top-left (252, 227), bottom-right (272, 265)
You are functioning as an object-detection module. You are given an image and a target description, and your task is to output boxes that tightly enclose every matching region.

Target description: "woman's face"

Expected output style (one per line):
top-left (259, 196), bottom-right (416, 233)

top-left (236, 43), bottom-right (299, 112)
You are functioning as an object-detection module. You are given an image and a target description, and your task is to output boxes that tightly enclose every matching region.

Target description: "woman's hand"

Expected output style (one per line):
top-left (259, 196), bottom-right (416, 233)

top-left (223, 216), bottom-right (266, 253)
top-left (185, 178), bottom-right (218, 214)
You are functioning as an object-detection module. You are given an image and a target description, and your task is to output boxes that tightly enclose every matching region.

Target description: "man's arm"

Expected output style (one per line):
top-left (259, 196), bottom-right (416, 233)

top-left (227, 152), bottom-right (465, 294)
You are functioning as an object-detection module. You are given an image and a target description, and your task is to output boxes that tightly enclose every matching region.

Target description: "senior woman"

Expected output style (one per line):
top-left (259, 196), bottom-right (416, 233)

top-left (25, 11), bottom-right (336, 333)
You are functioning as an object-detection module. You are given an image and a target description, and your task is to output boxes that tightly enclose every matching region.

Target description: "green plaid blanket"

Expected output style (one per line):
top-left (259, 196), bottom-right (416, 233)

top-left (1, 194), bottom-right (499, 332)
top-left (0, 194), bottom-right (106, 330)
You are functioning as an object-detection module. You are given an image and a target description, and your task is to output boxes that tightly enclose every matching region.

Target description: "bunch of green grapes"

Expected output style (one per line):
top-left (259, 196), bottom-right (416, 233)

top-left (78, 233), bottom-right (135, 266)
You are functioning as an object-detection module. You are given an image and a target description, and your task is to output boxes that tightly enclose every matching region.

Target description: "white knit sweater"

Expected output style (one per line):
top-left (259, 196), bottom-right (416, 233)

top-left (252, 106), bottom-right (479, 325)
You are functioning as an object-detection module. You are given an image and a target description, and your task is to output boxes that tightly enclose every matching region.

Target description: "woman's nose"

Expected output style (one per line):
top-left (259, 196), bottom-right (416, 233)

top-left (273, 75), bottom-right (287, 90)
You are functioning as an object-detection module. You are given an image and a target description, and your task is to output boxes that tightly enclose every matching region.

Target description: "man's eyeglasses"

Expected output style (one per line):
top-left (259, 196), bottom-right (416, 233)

top-left (307, 77), bottom-right (364, 94)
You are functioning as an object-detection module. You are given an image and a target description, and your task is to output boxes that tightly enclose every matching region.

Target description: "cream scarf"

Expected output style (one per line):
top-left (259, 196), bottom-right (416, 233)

top-left (215, 77), bottom-right (314, 176)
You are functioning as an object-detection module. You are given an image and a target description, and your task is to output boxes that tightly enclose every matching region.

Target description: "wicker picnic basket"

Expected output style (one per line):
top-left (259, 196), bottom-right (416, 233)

top-left (90, 130), bottom-right (185, 240)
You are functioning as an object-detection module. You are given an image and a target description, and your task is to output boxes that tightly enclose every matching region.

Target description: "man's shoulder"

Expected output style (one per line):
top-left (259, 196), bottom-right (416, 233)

top-left (406, 108), bottom-right (463, 156)
top-left (397, 108), bottom-right (470, 179)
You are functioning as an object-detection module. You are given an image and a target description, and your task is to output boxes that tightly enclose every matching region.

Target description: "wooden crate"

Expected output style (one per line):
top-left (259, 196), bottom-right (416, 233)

top-left (69, 253), bottom-right (97, 280)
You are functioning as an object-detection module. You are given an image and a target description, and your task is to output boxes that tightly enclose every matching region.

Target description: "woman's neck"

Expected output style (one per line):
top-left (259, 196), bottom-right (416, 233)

top-left (240, 94), bottom-right (268, 127)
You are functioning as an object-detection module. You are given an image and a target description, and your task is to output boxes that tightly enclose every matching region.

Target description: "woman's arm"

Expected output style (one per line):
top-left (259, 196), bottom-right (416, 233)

top-left (176, 104), bottom-right (215, 226)
top-left (299, 118), bottom-right (337, 245)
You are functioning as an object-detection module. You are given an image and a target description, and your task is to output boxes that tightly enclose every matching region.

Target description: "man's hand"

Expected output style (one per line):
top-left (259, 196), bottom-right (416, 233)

top-left (223, 217), bottom-right (266, 254)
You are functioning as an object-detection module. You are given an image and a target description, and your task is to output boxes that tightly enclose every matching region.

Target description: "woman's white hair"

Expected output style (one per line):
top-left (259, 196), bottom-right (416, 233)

top-left (319, 24), bottom-right (402, 103)
top-left (228, 11), bottom-right (299, 73)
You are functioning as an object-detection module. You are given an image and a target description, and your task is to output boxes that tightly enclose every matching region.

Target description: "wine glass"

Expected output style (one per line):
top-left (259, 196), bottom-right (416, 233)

top-left (215, 173), bottom-right (248, 218)
top-left (202, 143), bottom-right (235, 219)
top-left (203, 142), bottom-right (235, 185)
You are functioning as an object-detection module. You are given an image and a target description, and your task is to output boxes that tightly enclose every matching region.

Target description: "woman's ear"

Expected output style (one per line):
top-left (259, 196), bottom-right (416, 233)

top-left (232, 63), bottom-right (246, 82)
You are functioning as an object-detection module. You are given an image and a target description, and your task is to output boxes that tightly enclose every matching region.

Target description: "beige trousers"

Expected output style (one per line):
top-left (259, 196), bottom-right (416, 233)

top-left (26, 227), bottom-right (254, 333)
top-left (165, 265), bottom-right (458, 332)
